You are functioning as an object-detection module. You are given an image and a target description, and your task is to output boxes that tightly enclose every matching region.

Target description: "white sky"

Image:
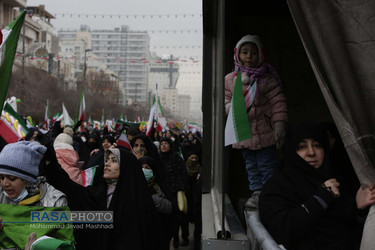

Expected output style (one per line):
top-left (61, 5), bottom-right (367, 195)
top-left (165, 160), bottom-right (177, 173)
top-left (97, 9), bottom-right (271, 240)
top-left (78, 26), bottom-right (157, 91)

top-left (27, 0), bottom-right (203, 58)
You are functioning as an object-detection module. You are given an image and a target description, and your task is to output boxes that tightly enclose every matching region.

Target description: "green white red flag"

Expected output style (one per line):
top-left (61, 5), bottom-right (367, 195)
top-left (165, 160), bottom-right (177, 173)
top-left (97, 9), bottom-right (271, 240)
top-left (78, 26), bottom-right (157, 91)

top-left (44, 99), bottom-right (50, 129)
top-left (0, 11), bottom-right (26, 109)
top-left (62, 103), bottom-right (73, 126)
top-left (77, 89), bottom-right (85, 123)
top-left (117, 131), bottom-right (132, 150)
top-left (81, 165), bottom-right (98, 187)
top-left (0, 103), bottom-right (29, 143)
top-left (30, 235), bottom-right (75, 250)
top-left (146, 95), bottom-right (166, 136)
top-left (225, 69), bottom-right (252, 146)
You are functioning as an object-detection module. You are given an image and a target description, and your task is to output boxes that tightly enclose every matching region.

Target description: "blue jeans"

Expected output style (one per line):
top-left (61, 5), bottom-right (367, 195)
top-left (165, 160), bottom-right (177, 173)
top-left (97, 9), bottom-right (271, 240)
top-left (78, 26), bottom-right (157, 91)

top-left (241, 146), bottom-right (278, 191)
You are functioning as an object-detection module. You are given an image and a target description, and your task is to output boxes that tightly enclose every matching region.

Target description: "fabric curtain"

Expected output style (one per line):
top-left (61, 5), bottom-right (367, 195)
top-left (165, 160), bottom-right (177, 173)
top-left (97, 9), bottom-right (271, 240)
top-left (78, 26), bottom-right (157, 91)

top-left (286, 1), bottom-right (375, 248)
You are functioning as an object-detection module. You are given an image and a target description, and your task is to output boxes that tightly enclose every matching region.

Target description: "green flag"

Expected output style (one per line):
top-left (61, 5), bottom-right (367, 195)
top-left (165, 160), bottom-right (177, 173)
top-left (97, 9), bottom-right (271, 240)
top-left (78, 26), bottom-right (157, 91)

top-left (0, 11), bottom-right (26, 109)
top-left (0, 204), bottom-right (75, 249)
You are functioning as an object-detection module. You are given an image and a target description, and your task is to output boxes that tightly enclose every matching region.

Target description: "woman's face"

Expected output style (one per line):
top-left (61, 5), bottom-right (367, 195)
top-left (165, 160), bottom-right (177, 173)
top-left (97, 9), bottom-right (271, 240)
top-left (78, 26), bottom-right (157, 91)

top-left (102, 139), bottom-right (112, 151)
top-left (0, 174), bottom-right (26, 199)
top-left (134, 139), bottom-right (146, 150)
top-left (188, 154), bottom-right (199, 163)
top-left (239, 43), bottom-right (259, 68)
top-left (103, 152), bottom-right (120, 179)
top-left (296, 139), bottom-right (325, 168)
top-left (160, 141), bottom-right (170, 153)
top-left (142, 163), bottom-right (152, 170)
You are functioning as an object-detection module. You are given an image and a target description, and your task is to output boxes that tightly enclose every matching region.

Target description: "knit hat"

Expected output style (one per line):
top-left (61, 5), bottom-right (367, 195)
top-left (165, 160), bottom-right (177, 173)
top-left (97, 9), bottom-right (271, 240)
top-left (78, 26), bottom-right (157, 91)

top-left (234, 34), bottom-right (264, 67)
top-left (54, 133), bottom-right (73, 146)
top-left (0, 141), bottom-right (46, 183)
top-left (63, 126), bottom-right (74, 137)
top-left (105, 148), bottom-right (121, 165)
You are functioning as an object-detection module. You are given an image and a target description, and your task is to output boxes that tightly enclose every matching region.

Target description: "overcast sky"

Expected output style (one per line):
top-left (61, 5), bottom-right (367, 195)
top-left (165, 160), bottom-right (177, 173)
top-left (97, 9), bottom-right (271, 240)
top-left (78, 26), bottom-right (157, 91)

top-left (27, 0), bottom-right (203, 58)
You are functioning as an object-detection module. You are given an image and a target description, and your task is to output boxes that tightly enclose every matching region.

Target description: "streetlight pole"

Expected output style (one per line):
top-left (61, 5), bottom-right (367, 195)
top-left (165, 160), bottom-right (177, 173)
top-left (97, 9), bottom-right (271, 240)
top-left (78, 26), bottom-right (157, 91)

top-left (83, 48), bottom-right (92, 81)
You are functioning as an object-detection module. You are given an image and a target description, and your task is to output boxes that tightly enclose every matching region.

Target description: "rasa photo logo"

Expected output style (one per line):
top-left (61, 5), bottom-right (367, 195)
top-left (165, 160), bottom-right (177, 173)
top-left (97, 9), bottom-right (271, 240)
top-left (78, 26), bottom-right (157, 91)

top-left (31, 211), bottom-right (113, 223)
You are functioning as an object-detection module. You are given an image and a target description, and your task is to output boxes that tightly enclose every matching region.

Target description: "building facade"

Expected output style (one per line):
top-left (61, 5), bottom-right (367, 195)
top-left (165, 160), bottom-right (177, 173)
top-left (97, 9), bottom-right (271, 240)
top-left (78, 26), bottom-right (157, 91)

top-left (58, 25), bottom-right (150, 105)
top-left (147, 55), bottom-right (180, 98)
top-left (0, 0), bottom-right (26, 29)
top-left (176, 61), bottom-right (202, 122)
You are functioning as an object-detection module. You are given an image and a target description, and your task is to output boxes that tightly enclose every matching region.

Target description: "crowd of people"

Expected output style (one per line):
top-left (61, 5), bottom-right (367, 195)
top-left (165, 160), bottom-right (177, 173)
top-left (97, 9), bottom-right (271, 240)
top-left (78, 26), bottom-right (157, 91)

top-left (0, 120), bottom-right (203, 250)
top-left (1, 32), bottom-right (374, 250)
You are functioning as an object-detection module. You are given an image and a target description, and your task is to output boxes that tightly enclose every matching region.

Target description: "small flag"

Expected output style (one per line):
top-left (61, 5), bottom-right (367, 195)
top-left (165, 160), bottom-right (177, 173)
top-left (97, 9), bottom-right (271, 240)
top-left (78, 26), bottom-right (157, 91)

top-left (117, 131), bottom-right (132, 150)
top-left (0, 103), bottom-right (29, 143)
top-left (93, 120), bottom-right (101, 130)
top-left (31, 235), bottom-right (75, 250)
top-left (146, 94), bottom-right (166, 136)
top-left (62, 103), bottom-right (73, 126)
top-left (54, 113), bottom-right (63, 123)
top-left (26, 116), bottom-right (33, 127)
top-left (225, 69), bottom-right (252, 146)
top-left (81, 165), bottom-right (98, 187)
top-left (88, 116), bottom-right (92, 126)
top-left (0, 11), bottom-right (26, 109)
top-left (101, 109), bottom-right (105, 126)
top-left (77, 88), bottom-right (85, 123)
top-left (44, 99), bottom-right (50, 129)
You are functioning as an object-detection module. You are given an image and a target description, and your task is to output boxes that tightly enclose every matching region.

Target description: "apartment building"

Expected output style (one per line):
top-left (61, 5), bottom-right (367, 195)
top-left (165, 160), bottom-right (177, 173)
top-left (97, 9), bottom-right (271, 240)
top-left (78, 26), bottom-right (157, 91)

top-left (59, 25), bottom-right (150, 105)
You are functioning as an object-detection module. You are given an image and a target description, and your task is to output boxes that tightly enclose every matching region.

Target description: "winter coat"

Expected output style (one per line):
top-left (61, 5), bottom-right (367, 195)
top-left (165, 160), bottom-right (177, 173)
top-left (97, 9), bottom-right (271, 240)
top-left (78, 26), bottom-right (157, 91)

top-left (259, 122), bottom-right (363, 250)
top-left (224, 71), bottom-right (287, 150)
top-left (0, 178), bottom-right (67, 207)
top-left (54, 142), bottom-right (82, 185)
top-left (160, 151), bottom-right (188, 194)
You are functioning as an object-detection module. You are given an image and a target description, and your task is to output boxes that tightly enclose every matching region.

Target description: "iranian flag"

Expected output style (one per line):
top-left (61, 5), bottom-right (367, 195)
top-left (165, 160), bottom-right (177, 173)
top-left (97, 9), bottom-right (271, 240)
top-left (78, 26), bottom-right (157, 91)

top-left (0, 204), bottom-right (74, 249)
top-left (52, 113), bottom-right (63, 123)
top-left (81, 165), bottom-right (98, 187)
top-left (30, 235), bottom-right (74, 250)
top-left (117, 131), bottom-right (132, 150)
top-left (77, 89), bottom-right (85, 123)
top-left (62, 103), bottom-right (74, 126)
top-left (0, 103), bottom-right (29, 144)
top-left (93, 120), bottom-right (101, 130)
top-left (0, 11), bottom-right (26, 109)
top-left (225, 69), bottom-right (252, 146)
top-left (88, 116), bottom-right (92, 126)
top-left (44, 99), bottom-right (50, 129)
top-left (146, 95), bottom-right (166, 136)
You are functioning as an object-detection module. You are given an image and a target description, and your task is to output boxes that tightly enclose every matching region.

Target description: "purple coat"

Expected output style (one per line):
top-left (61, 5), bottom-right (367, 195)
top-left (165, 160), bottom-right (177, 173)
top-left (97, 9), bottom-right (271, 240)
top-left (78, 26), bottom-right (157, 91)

top-left (225, 71), bottom-right (288, 150)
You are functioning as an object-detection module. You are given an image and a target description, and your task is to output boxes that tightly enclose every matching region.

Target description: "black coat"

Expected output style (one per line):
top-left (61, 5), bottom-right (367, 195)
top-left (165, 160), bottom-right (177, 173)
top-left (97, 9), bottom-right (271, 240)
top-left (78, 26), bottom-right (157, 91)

top-left (259, 122), bottom-right (363, 250)
top-left (45, 148), bottom-right (161, 250)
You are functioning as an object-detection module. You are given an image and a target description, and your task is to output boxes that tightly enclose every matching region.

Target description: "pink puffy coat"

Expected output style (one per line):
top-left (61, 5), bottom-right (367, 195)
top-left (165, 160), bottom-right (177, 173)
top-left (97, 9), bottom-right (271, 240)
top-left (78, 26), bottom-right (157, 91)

top-left (54, 143), bottom-right (83, 185)
top-left (225, 71), bottom-right (287, 150)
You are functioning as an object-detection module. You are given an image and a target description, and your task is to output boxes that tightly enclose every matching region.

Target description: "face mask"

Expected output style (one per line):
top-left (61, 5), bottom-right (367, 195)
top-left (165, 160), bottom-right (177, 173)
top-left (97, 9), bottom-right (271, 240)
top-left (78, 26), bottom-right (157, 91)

top-left (142, 168), bottom-right (153, 181)
top-left (171, 137), bottom-right (175, 142)
top-left (3, 188), bottom-right (28, 203)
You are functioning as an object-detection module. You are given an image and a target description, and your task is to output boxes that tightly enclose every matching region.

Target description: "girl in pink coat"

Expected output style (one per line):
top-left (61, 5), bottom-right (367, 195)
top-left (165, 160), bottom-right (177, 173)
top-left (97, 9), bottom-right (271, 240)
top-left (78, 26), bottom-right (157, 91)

top-left (225, 34), bottom-right (288, 209)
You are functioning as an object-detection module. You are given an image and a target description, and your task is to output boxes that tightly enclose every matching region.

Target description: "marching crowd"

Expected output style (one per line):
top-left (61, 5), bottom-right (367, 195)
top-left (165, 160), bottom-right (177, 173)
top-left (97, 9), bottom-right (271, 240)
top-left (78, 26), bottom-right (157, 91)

top-left (0, 120), bottom-right (202, 250)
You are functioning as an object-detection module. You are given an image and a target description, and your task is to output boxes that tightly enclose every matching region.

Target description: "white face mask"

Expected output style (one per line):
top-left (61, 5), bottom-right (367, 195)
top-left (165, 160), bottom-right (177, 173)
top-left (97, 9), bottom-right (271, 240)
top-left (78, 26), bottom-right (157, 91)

top-left (3, 188), bottom-right (28, 203)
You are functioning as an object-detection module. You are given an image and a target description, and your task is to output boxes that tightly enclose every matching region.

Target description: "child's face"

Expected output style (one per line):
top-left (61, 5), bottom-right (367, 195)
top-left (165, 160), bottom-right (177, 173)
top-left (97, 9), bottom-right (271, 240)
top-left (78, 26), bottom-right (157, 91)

top-left (239, 43), bottom-right (259, 68)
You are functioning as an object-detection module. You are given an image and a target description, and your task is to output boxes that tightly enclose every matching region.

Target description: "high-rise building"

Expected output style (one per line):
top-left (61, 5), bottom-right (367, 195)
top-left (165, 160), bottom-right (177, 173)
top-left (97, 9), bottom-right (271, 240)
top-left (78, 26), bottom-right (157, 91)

top-left (58, 25), bottom-right (150, 105)
top-left (176, 61), bottom-right (202, 122)
top-left (147, 54), bottom-right (180, 100)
